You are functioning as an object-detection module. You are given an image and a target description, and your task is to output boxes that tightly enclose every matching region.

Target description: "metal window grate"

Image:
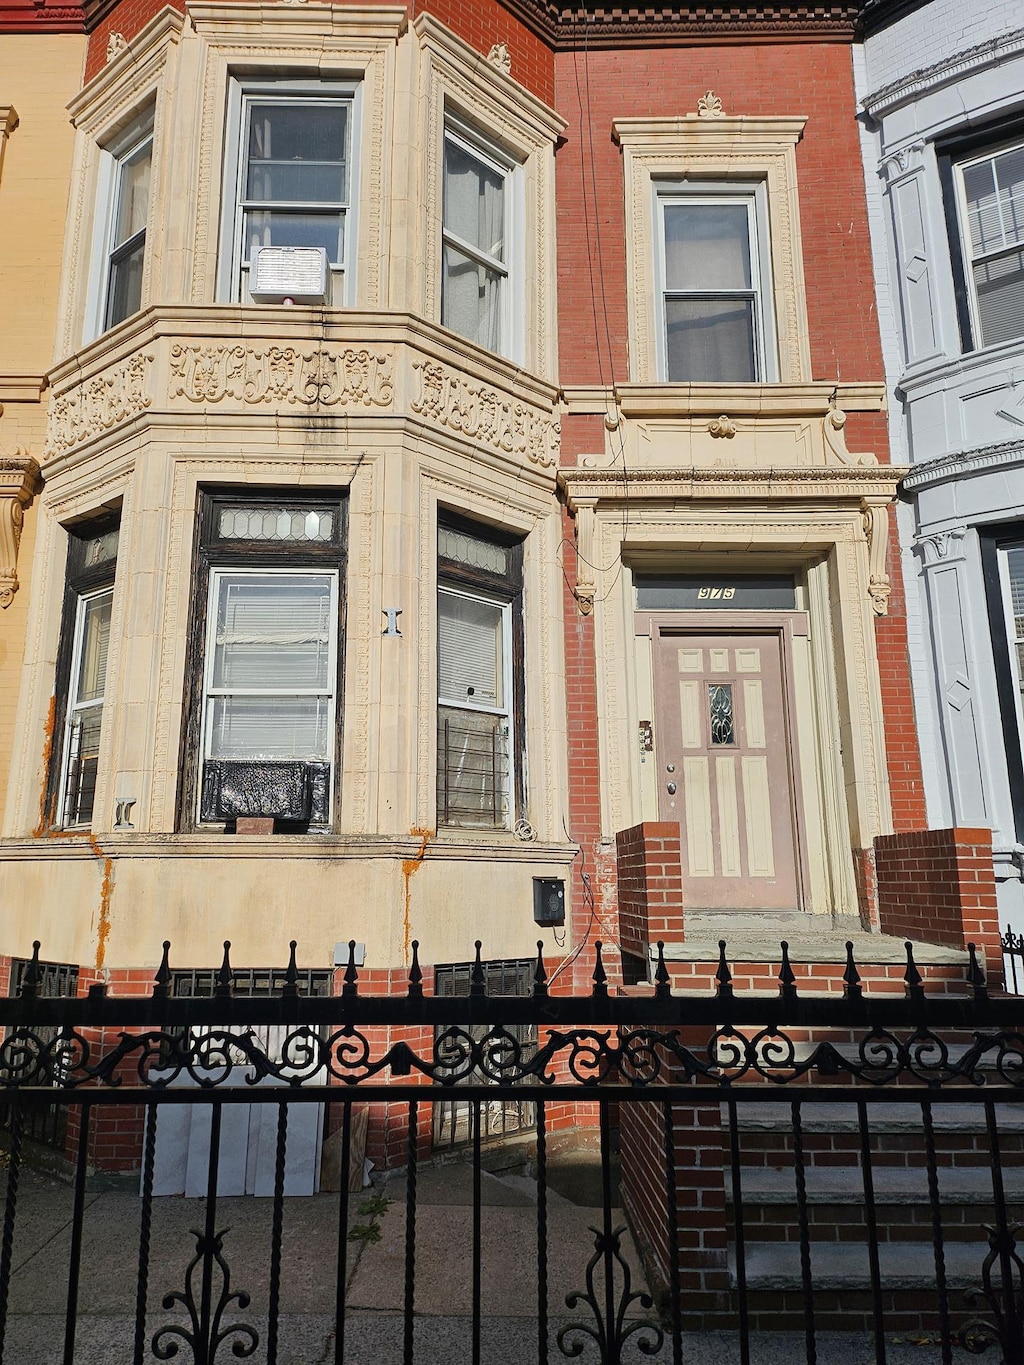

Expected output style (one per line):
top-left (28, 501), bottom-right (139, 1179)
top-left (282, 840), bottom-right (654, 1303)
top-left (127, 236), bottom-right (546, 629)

top-left (170, 968), bottom-right (332, 998)
top-left (3, 957), bottom-right (79, 1151)
top-left (433, 958), bottom-right (536, 1150)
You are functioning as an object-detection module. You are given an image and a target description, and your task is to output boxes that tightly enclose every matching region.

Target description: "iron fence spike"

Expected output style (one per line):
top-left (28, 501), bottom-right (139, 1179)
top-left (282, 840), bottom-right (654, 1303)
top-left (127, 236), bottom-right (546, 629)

top-left (967, 941), bottom-right (988, 998)
top-left (716, 939), bottom-right (734, 999)
top-left (343, 940), bottom-right (359, 997)
top-left (843, 940), bottom-right (863, 1000)
top-left (215, 941), bottom-right (233, 997)
top-left (593, 941), bottom-right (608, 996)
top-left (779, 940), bottom-right (798, 1001)
top-left (654, 941), bottom-right (671, 999)
top-left (904, 940), bottom-right (925, 999)
top-left (408, 941), bottom-right (423, 997)
top-left (533, 941), bottom-right (548, 997)
top-left (282, 941), bottom-right (300, 998)
top-left (153, 940), bottom-right (172, 999)
top-left (20, 940), bottom-right (42, 998)
top-left (471, 940), bottom-right (486, 996)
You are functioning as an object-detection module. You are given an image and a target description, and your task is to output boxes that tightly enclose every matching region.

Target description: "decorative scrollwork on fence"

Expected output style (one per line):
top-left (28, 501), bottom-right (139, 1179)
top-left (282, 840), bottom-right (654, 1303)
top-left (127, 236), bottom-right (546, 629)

top-left (557, 1225), bottom-right (663, 1361)
top-left (151, 1227), bottom-right (258, 1363)
top-left (958, 1223), bottom-right (1024, 1356)
top-left (6, 1022), bottom-right (1024, 1093)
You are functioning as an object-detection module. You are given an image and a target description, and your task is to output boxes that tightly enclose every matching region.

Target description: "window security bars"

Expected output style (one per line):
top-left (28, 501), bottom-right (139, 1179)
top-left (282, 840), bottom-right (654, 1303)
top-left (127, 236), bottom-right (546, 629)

top-left (1, 956), bottom-right (78, 1151)
top-left (4, 938), bottom-right (1024, 1364)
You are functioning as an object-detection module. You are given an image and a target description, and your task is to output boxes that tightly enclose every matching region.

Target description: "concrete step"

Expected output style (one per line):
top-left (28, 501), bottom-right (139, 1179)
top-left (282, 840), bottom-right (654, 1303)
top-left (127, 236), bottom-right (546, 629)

top-left (740, 1238), bottom-right (992, 1291)
top-left (733, 1164), bottom-right (1024, 1204)
top-left (731, 1101), bottom-right (1024, 1133)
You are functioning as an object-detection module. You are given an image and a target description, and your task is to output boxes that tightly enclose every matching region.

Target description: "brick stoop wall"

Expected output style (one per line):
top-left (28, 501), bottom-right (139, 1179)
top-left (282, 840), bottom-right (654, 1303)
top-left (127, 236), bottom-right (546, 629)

top-left (874, 827), bottom-right (1003, 990)
top-left (615, 822), bottom-right (684, 960)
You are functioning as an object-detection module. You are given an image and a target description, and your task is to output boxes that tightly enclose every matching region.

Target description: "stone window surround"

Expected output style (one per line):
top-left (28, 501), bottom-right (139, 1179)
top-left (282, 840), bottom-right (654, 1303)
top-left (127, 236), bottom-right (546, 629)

top-left (0, 105), bottom-right (18, 185)
top-left (613, 116), bottom-right (812, 386)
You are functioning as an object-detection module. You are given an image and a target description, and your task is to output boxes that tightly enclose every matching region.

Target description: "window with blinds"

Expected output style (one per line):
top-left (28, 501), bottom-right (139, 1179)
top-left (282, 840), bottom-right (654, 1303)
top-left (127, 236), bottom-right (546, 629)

top-left (1002, 545), bottom-right (1024, 719)
top-left (182, 492), bottom-right (345, 831)
top-left (957, 141), bottom-right (1024, 350)
top-left (436, 516), bottom-right (522, 832)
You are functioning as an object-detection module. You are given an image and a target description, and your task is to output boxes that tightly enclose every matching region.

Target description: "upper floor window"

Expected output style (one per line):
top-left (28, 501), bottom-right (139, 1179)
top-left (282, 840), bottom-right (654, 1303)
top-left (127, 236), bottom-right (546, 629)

top-left (51, 520), bottom-right (120, 829)
top-left (223, 85), bottom-right (356, 305)
top-left (657, 186), bottom-right (775, 383)
top-left (442, 123), bottom-right (517, 358)
top-left (88, 114), bottom-right (153, 337)
top-left (954, 140), bottom-right (1024, 350)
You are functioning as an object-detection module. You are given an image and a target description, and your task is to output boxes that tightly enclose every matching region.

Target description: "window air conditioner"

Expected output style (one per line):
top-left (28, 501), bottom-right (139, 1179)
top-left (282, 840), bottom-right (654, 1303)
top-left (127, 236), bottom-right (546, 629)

top-left (200, 760), bottom-right (330, 825)
top-left (250, 247), bottom-right (328, 304)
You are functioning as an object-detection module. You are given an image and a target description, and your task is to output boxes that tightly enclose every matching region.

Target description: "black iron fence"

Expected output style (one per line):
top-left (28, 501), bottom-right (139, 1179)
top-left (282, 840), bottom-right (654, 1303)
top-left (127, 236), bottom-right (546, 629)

top-left (2, 937), bottom-right (1024, 1363)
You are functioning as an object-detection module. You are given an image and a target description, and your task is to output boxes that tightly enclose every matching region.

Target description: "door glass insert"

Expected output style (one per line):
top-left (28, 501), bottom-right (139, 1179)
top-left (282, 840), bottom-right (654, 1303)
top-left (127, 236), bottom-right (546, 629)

top-left (708, 682), bottom-right (735, 746)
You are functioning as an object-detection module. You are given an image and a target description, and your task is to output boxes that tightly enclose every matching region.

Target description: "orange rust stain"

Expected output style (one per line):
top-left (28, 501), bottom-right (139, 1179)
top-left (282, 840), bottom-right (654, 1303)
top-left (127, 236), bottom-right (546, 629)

top-left (86, 835), bottom-right (115, 972)
top-left (401, 827), bottom-right (434, 965)
top-left (32, 697), bottom-right (57, 837)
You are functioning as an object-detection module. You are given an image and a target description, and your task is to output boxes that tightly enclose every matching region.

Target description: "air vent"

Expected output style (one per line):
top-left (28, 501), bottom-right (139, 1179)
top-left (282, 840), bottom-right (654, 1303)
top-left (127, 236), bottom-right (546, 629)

top-left (250, 247), bottom-right (328, 304)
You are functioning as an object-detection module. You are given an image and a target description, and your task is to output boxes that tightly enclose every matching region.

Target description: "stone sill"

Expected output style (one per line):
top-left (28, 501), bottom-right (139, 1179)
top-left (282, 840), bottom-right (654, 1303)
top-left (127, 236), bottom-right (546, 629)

top-left (651, 934), bottom-right (969, 966)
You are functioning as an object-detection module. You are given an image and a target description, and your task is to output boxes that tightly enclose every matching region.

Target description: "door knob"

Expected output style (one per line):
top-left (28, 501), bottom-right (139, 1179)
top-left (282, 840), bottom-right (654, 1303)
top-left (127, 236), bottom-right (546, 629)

top-left (666, 782), bottom-right (677, 795)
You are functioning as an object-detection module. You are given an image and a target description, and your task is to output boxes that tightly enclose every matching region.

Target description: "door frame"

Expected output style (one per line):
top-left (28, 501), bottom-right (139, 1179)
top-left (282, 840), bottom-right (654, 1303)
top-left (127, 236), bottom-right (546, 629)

top-left (635, 609), bottom-right (810, 915)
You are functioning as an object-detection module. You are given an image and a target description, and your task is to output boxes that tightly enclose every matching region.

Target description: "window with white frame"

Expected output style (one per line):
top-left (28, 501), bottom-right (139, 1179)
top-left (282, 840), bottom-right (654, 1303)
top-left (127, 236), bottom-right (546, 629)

top-left (954, 140), bottom-right (1024, 350)
top-left (436, 517), bottom-right (523, 830)
top-left (225, 86), bottom-right (355, 304)
top-left (181, 493), bottom-right (346, 831)
top-left (91, 116), bottom-right (153, 335)
top-left (441, 123), bottom-right (517, 357)
top-left (51, 521), bottom-right (119, 829)
top-left (657, 185), bottom-right (775, 383)
top-left (1000, 543), bottom-right (1024, 740)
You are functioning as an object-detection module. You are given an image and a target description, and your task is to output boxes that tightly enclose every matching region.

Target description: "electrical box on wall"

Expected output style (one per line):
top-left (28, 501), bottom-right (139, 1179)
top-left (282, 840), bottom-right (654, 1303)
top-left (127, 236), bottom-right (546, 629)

top-left (533, 878), bottom-right (565, 926)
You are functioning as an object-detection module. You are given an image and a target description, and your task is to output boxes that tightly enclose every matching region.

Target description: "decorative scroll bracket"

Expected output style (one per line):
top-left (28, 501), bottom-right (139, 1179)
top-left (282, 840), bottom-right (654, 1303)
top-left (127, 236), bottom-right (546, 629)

top-left (861, 498), bottom-right (892, 616)
top-left (572, 497), bottom-right (598, 616)
top-left (823, 398), bottom-right (878, 468)
top-left (0, 452), bottom-right (42, 610)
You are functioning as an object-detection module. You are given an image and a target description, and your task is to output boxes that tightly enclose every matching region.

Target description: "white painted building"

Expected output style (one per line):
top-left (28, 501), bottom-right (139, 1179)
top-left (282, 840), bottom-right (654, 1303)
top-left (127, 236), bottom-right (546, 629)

top-left (857, 0), bottom-right (1024, 931)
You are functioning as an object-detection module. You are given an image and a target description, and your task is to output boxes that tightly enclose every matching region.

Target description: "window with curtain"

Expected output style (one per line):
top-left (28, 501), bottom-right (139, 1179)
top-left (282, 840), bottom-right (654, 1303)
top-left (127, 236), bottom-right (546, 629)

top-left (436, 517), bottom-right (523, 831)
top-left (658, 192), bottom-right (769, 382)
top-left (181, 493), bottom-right (346, 831)
top-left (955, 141), bottom-right (1024, 350)
top-left (51, 521), bottom-right (120, 830)
top-left (233, 93), bottom-right (352, 303)
top-left (442, 126), bottom-right (510, 355)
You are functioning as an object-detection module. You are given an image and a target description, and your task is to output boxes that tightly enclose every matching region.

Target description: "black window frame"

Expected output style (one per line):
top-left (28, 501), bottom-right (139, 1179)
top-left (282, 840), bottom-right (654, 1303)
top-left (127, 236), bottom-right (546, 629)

top-left (436, 509), bottom-right (526, 831)
top-left (937, 110), bottom-right (1024, 355)
top-left (45, 513), bottom-right (121, 831)
top-left (176, 487), bottom-right (348, 833)
top-left (981, 521), bottom-right (1024, 842)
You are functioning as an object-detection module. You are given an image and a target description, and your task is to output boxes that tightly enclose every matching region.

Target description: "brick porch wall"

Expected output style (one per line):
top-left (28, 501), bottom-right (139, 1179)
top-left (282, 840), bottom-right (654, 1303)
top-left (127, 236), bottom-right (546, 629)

top-left (615, 822), bottom-right (684, 957)
top-left (874, 827), bottom-right (1003, 989)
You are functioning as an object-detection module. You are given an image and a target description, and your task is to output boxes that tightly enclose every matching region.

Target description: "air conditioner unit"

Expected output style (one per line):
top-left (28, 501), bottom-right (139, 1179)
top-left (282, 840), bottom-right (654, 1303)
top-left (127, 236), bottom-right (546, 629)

top-left (200, 760), bottom-right (330, 824)
top-left (250, 247), bottom-right (328, 304)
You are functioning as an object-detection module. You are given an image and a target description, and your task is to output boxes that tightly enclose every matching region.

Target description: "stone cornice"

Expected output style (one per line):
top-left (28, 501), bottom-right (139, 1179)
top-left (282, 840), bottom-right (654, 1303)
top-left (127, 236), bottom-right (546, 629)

top-left (559, 464), bottom-right (907, 505)
top-left (0, 374), bottom-right (47, 404)
top-left (0, 0), bottom-right (84, 32)
top-left (562, 382), bottom-right (886, 414)
top-left (901, 439), bottom-right (1024, 492)
top-left (862, 22), bottom-right (1024, 118)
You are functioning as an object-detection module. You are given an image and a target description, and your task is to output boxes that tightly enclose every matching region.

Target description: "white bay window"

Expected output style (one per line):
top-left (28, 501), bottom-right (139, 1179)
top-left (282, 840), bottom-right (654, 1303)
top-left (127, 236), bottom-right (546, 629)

top-left (955, 140), bottom-right (1024, 350)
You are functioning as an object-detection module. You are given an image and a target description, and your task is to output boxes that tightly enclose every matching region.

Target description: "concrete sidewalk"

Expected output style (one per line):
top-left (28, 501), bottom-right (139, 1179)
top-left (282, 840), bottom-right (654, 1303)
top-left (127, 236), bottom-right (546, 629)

top-left (0, 1154), bottom-right (974, 1364)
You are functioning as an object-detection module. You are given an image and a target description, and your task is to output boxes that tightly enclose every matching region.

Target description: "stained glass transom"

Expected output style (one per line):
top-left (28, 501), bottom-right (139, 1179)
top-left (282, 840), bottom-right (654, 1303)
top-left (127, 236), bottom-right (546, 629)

top-left (438, 527), bottom-right (509, 575)
top-left (218, 507), bottom-right (334, 543)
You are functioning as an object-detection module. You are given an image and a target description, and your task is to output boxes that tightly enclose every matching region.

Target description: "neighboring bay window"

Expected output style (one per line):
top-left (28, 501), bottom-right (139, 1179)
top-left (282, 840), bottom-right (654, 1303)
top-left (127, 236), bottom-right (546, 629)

top-left (180, 493), bottom-right (346, 831)
top-left (52, 521), bottom-right (119, 829)
top-left (437, 517), bottom-right (524, 830)
top-left (442, 123), bottom-right (517, 358)
top-left (657, 187), bottom-right (774, 383)
top-left (225, 86), bottom-right (355, 304)
top-left (953, 139), bottom-right (1024, 350)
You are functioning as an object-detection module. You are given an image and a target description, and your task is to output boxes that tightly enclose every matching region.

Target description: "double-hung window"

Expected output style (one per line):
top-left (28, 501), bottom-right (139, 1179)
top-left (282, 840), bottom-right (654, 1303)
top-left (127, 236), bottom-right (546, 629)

top-left (953, 140), bottom-right (1024, 350)
top-left (657, 186), bottom-right (774, 383)
top-left (228, 89), bottom-right (354, 304)
top-left (181, 493), bottom-right (346, 832)
top-left (442, 124), bottom-right (516, 357)
top-left (437, 517), bottom-right (524, 830)
top-left (91, 116), bottom-right (153, 335)
top-left (51, 521), bottom-right (119, 829)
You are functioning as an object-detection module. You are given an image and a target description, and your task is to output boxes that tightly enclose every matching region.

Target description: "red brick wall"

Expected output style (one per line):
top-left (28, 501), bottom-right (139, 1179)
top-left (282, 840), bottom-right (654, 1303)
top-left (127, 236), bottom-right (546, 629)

top-left (86, 0), bottom-right (555, 97)
top-left (874, 827), bottom-right (1003, 989)
top-left (616, 821), bottom-right (684, 956)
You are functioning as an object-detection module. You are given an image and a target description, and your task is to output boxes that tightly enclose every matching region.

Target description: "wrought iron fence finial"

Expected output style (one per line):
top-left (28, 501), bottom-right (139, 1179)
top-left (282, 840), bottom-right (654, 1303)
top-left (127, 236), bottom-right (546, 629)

top-left (408, 940), bottom-right (423, 998)
top-left (779, 941), bottom-right (798, 1003)
top-left (654, 941), bottom-right (671, 999)
top-left (343, 941), bottom-right (359, 998)
top-left (20, 941), bottom-right (42, 998)
top-left (592, 941), bottom-right (609, 997)
top-left (470, 941), bottom-right (486, 997)
top-left (215, 942), bottom-right (234, 997)
top-left (843, 940), bottom-right (863, 1001)
top-left (967, 941), bottom-right (988, 999)
top-left (152, 941), bottom-right (172, 999)
top-left (533, 942), bottom-right (548, 997)
top-left (282, 941), bottom-right (300, 998)
top-left (716, 940), bottom-right (734, 1000)
top-left (904, 940), bottom-right (925, 1002)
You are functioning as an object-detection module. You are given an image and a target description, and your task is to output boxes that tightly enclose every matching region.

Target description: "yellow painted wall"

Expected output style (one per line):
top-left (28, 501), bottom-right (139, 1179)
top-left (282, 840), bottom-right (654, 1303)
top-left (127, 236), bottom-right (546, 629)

top-left (0, 35), bottom-right (85, 825)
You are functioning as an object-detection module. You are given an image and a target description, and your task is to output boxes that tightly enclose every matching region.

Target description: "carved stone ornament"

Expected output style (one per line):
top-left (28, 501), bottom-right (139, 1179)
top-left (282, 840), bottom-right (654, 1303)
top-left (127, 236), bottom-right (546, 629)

top-left (487, 43), bottom-right (512, 75)
top-left (917, 525), bottom-right (968, 567)
top-left (105, 32), bottom-right (128, 61)
top-left (46, 354), bottom-right (153, 456)
top-left (823, 399), bottom-right (877, 468)
top-left (573, 500), bottom-right (598, 615)
top-left (0, 452), bottom-right (42, 610)
top-left (861, 501), bottom-right (892, 616)
top-left (410, 361), bottom-right (558, 469)
top-left (708, 415), bottom-right (736, 438)
top-left (697, 91), bottom-right (724, 119)
top-left (169, 345), bottom-right (394, 409)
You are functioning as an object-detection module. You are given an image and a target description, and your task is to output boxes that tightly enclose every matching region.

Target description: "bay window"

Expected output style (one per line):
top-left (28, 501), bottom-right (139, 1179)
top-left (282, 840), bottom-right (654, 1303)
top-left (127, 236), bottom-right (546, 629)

top-left (88, 114), bottom-right (153, 337)
top-left (953, 139), bottom-right (1024, 350)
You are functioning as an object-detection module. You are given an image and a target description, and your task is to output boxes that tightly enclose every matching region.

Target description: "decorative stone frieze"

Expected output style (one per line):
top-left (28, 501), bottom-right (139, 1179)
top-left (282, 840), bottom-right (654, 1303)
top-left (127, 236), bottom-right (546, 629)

top-left (168, 343), bottom-right (394, 409)
top-left (0, 452), bottom-right (42, 609)
top-left (45, 352), bottom-right (152, 455)
top-left (411, 361), bottom-right (559, 468)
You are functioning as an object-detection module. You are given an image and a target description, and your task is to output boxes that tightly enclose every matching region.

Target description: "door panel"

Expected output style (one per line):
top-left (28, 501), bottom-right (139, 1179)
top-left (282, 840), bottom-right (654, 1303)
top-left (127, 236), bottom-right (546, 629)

top-left (655, 630), bottom-right (799, 911)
